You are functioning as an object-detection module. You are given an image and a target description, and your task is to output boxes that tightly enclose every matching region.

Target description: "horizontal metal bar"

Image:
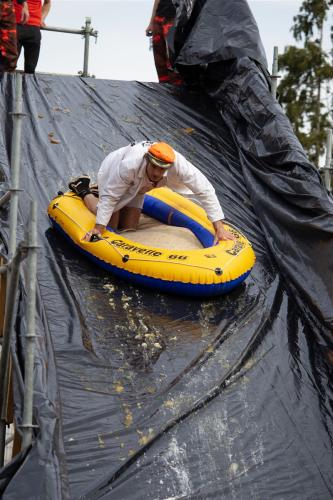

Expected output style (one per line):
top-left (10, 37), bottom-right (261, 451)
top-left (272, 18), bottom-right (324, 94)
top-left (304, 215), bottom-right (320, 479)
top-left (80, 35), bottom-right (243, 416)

top-left (41, 25), bottom-right (98, 37)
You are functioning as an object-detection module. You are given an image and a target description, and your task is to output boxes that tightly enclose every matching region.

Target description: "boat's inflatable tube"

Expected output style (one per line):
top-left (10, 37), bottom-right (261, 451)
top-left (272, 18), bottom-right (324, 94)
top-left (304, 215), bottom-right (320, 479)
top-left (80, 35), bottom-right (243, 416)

top-left (47, 188), bottom-right (255, 297)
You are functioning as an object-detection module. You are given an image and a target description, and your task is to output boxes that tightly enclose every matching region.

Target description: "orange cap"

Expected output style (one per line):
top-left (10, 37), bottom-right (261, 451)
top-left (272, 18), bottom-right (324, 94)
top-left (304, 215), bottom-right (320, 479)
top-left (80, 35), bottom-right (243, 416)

top-left (147, 142), bottom-right (175, 168)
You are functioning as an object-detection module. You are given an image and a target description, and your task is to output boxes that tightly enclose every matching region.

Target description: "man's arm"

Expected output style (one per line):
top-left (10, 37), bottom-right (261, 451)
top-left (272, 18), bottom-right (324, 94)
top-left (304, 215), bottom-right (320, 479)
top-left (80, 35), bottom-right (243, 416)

top-left (213, 220), bottom-right (235, 242)
top-left (172, 153), bottom-right (235, 242)
top-left (17, 0), bottom-right (30, 24)
top-left (41, 0), bottom-right (51, 26)
top-left (146, 0), bottom-right (160, 34)
top-left (83, 156), bottom-right (133, 241)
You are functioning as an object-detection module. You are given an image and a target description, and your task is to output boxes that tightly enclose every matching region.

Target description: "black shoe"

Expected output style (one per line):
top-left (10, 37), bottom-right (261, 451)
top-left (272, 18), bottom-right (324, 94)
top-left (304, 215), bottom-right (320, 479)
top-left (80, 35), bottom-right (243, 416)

top-left (90, 183), bottom-right (99, 198)
top-left (68, 175), bottom-right (91, 198)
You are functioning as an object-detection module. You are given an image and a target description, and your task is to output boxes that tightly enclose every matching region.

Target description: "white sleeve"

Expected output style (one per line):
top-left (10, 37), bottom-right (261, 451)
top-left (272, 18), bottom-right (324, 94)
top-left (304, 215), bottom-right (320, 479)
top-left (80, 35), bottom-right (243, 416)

top-left (96, 152), bottom-right (133, 226)
top-left (172, 153), bottom-right (224, 222)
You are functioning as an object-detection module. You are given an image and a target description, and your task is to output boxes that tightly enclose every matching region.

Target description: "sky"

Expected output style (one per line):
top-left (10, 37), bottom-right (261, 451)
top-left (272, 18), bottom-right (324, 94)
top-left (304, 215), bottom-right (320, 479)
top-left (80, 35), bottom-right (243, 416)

top-left (16, 0), bottom-right (308, 81)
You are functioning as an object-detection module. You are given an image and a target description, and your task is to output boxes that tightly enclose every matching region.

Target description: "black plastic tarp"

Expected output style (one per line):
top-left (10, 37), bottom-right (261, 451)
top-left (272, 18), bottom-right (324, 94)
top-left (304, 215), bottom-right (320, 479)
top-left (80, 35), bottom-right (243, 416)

top-left (0, 0), bottom-right (333, 498)
top-left (171, 0), bottom-right (268, 68)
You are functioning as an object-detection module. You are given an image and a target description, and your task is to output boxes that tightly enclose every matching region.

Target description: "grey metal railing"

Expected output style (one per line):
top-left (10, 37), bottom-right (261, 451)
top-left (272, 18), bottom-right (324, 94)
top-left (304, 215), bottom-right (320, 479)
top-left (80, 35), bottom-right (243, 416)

top-left (42, 17), bottom-right (98, 77)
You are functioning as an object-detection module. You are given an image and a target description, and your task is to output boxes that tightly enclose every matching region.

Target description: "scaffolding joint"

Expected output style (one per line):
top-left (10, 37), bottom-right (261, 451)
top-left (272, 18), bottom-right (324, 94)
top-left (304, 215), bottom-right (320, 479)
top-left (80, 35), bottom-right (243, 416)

top-left (18, 423), bottom-right (39, 430)
top-left (20, 244), bottom-right (41, 251)
top-left (25, 333), bottom-right (38, 340)
top-left (8, 111), bottom-right (28, 118)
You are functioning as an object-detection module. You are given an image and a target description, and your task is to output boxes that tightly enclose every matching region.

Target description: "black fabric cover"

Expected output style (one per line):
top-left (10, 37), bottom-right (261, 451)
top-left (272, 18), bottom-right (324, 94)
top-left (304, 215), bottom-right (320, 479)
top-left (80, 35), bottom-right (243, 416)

top-left (169, 0), bottom-right (268, 79)
top-left (0, 0), bottom-right (332, 498)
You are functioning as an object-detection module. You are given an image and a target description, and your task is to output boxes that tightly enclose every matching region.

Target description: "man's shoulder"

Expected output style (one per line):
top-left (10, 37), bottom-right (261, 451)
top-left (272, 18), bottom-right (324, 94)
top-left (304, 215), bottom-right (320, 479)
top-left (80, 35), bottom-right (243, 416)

top-left (129, 141), bottom-right (152, 153)
top-left (123, 141), bottom-right (149, 163)
top-left (173, 150), bottom-right (190, 167)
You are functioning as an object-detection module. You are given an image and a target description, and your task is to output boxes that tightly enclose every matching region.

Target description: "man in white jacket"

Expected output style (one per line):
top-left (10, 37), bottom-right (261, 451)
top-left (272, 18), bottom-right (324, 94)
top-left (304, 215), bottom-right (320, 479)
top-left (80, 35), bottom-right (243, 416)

top-left (69, 141), bottom-right (234, 242)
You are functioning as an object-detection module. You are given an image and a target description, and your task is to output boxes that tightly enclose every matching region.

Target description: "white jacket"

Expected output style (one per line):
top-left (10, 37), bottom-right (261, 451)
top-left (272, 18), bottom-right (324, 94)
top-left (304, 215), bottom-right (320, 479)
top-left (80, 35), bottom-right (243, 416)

top-left (96, 141), bottom-right (224, 226)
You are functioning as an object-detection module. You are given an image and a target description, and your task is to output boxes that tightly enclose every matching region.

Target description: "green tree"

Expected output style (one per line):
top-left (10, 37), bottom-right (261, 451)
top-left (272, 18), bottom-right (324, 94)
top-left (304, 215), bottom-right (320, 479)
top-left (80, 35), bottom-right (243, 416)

top-left (278, 0), bottom-right (333, 165)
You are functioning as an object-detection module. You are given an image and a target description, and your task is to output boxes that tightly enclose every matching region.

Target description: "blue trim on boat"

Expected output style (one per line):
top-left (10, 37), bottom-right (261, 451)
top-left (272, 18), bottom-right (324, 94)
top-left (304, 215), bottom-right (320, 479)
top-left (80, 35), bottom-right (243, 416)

top-left (143, 195), bottom-right (214, 248)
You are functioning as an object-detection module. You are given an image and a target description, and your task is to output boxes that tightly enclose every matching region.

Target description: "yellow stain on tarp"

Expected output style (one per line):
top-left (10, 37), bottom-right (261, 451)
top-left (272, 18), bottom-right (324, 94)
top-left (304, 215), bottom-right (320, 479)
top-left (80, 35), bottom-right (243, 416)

top-left (145, 386), bottom-right (156, 394)
top-left (123, 406), bottom-right (133, 427)
top-left (113, 382), bottom-right (124, 393)
top-left (98, 434), bottom-right (105, 448)
top-left (137, 429), bottom-right (154, 446)
top-left (182, 127), bottom-right (195, 134)
top-left (164, 400), bottom-right (175, 409)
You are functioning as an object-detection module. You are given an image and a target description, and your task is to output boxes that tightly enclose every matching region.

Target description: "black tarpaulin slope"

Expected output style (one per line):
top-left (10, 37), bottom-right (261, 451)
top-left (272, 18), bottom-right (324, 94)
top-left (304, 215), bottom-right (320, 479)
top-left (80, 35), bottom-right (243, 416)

top-left (0, 1), bottom-right (333, 499)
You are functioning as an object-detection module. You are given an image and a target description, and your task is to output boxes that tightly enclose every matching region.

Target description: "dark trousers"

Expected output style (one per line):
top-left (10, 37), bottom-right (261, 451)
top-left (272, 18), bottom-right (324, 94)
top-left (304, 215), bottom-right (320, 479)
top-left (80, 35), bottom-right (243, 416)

top-left (152, 15), bottom-right (182, 84)
top-left (0, 1), bottom-right (18, 72)
top-left (17, 24), bottom-right (41, 74)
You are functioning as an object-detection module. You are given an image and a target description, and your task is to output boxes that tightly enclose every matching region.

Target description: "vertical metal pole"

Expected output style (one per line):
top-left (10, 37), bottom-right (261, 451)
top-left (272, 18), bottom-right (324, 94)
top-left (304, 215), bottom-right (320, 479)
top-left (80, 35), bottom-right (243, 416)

top-left (271, 46), bottom-right (279, 99)
top-left (21, 202), bottom-right (38, 450)
top-left (0, 247), bottom-right (24, 466)
top-left (324, 129), bottom-right (332, 192)
top-left (8, 73), bottom-right (24, 259)
top-left (0, 72), bottom-right (25, 466)
top-left (82, 17), bottom-right (91, 77)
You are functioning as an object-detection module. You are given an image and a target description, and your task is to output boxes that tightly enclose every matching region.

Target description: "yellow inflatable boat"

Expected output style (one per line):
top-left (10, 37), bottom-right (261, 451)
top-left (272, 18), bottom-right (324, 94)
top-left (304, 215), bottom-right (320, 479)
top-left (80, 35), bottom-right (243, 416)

top-left (48, 187), bottom-right (255, 297)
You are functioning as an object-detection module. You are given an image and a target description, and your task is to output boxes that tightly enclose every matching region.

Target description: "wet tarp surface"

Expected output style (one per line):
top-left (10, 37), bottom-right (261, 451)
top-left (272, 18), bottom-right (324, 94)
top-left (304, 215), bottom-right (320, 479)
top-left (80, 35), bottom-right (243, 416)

top-left (0, 1), bottom-right (333, 499)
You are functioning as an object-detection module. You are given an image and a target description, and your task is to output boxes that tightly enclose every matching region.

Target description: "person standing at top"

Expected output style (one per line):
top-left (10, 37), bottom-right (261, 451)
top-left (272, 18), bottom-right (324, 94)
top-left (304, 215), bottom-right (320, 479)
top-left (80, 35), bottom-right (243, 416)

top-left (68, 141), bottom-right (235, 243)
top-left (0, 0), bottom-right (28, 72)
top-left (146, 0), bottom-right (182, 84)
top-left (14, 0), bottom-right (51, 73)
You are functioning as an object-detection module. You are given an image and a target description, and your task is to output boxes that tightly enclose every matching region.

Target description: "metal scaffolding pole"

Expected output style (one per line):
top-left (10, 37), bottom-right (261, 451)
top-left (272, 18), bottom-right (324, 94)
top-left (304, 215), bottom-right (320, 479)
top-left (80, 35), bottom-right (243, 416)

top-left (8, 73), bottom-right (24, 259)
top-left (0, 244), bottom-right (25, 466)
top-left (0, 71), bottom-right (27, 465)
top-left (0, 72), bottom-right (25, 466)
top-left (42, 17), bottom-right (98, 77)
top-left (21, 202), bottom-right (38, 450)
top-left (271, 46), bottom-right (279, 99)
top-left (83, 17), bottom-right (92, 77)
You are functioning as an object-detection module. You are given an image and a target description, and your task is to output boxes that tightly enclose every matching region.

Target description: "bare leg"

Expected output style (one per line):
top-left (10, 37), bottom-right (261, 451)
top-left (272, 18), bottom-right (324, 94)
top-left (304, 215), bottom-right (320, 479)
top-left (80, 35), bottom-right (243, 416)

top-left (83, 193), bottom-right (98, 214)
top-left (109, 211), bottom-right (120, 229)
top-left (82, 192), bottom-right (141, 231)
top-left (118, 207), bottom-right (141, 230)
top-left (82, 194), bottom-right (120, 230)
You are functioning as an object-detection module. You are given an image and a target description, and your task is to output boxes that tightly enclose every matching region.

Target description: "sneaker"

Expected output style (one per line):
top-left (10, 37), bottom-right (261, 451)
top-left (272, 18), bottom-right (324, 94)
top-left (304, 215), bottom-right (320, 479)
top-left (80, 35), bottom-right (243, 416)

top-left (90, 183), bottom-right (99, 198)
top-left (68, 175), bottom-right (91, 198)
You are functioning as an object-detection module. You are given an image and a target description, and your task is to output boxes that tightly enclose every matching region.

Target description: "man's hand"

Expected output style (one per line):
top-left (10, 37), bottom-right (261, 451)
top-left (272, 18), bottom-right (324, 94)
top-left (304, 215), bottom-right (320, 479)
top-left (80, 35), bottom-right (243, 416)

top-left (146, 22), bottom-right (154, 36)
top-left (41, 0), bottom-right (51, 28)
top-left (83, 224), bottom-right (105, 242)
top-left (213, 220), bottom-right (236, 243)
top-left (21, 2), bottom-right (30, 24)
